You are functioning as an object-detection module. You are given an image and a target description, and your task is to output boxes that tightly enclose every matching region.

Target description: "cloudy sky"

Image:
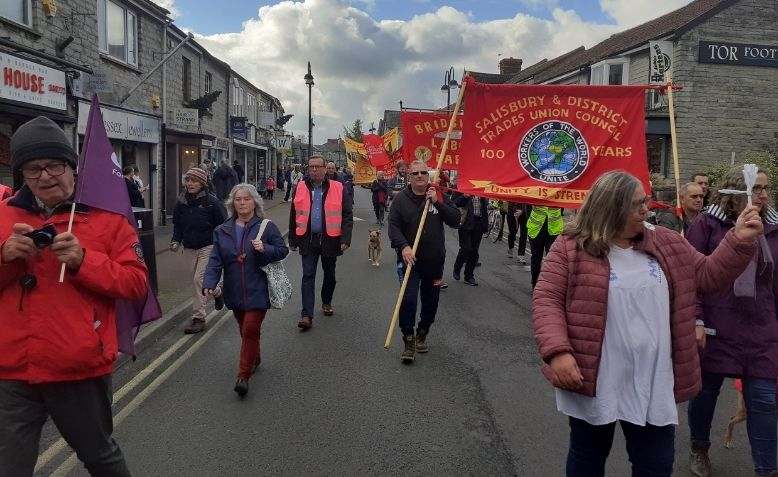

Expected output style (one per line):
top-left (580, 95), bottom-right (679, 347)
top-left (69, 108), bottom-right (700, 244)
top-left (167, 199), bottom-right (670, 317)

top-left (152, 0), bottom-right (692, 143)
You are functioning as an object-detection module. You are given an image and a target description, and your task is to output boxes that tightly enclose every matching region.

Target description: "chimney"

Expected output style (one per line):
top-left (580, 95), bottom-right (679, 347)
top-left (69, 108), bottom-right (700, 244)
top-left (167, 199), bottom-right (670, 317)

top-left (499, 57), bottom-right (523, 76)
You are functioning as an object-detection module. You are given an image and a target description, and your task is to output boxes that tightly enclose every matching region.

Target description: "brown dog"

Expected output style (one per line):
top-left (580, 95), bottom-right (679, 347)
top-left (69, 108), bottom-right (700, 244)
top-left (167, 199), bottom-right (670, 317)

top-left (368, 229), bottom-right (382, 267)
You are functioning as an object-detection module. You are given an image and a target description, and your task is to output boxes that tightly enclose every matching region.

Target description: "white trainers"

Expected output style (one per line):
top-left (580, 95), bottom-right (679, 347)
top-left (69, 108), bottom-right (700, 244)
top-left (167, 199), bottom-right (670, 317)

top-left (517, 257), bottom-right (527, 265)
top-left (522, 265), bottom-right (531, 272)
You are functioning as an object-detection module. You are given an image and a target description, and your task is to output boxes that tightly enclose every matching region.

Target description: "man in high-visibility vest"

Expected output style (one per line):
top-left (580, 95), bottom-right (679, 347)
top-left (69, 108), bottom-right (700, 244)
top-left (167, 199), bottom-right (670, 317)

top-left (288, 155), bottom-right (353, 331)
top-left (527, 205), bottom-right (563, 287)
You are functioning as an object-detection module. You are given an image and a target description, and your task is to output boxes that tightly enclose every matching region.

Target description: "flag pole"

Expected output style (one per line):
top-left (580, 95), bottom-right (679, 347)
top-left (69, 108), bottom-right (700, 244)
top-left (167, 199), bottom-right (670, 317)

top-left (666, 75), bottom-right (684, 236)
top-left (58, 202), bottom-right (77, 282)
top-left (384, 75), bottom-right (468, 349)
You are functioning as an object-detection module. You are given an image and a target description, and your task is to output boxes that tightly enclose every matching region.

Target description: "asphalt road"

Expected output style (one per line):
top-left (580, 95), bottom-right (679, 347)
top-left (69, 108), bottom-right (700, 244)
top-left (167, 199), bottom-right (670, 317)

top-left (37, 187), bottom-right (754, 476)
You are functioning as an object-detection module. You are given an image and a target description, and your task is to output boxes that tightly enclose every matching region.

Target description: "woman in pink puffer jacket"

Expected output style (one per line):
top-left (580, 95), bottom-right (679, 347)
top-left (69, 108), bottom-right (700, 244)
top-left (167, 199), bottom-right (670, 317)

top-left (532, 171), bottom-right (761, 476)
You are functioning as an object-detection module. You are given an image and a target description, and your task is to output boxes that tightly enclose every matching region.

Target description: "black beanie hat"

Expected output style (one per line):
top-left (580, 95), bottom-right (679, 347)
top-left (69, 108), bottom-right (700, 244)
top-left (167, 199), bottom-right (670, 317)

top-left (11, 116), bottom-right (77, 174)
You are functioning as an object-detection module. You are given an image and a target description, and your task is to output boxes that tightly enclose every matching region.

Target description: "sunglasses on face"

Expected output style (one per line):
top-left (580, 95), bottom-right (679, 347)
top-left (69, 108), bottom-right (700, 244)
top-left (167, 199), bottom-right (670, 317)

top-left (410, 171), bottom-right (429, 176)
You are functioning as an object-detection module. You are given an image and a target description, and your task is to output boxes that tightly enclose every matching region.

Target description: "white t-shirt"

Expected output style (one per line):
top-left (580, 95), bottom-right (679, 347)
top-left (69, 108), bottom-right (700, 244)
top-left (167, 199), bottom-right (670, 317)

top-left (556, 246), bottom-right (677, 426)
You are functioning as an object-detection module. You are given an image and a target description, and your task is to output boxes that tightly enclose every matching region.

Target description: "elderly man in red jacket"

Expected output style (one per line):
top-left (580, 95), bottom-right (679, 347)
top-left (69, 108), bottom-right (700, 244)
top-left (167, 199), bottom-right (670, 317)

top-left (0, 117), bottom-right (147, 476)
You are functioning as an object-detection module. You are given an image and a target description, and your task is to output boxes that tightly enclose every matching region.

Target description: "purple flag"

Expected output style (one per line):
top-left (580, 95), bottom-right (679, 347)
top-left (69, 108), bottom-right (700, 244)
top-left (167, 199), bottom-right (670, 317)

top-left (75, 95), bottom-right (162, 356)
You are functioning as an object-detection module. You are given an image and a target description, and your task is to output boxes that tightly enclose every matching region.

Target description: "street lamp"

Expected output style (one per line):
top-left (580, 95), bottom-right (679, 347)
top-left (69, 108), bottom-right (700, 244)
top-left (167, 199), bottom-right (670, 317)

top-left (304, 61), bottom-right (314, 161)
top-left (441, 66), bottom-right (459, 112)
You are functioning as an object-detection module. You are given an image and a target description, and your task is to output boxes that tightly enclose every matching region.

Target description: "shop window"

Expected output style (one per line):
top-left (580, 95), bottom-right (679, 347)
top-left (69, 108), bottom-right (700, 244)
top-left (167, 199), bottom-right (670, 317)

top-left (205, 72), bottom-right (213, 93)
top-left (590, 58), bottom-right (629, 85)
top-left (98, 0), bottom-right (138, 66)
top-left (183, 57), bottom-right (191, 102)
top-left (0, 0), bottom-right (32, 27)
top-left (647, 135), bottom-right (669, 177)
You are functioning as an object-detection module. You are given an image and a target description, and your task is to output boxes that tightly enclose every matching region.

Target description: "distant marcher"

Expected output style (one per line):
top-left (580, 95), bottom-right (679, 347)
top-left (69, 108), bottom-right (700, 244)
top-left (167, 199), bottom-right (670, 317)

top-left (288, 155), bottom-right (353, 330)
top-left (203, 184), bottom-right (288, 397)
top-left (387, 160), bottom-right (408, 206)
top-left (652, 182), bottom-right (704, 234)
top-left (285, 166), bottom-right (303, 202)
top-left (171, 167), bottom-right (227, 334)
top-left (692, 172), bottom-right (711, 207)
top-left (389, 160), bottom-right (460, 363)
top-left (453, 193), bottom-right (488, 286)
top-left (283, 166), bottom-right (293, 201)
top-left (527, 205), bottom-right (562, 287)
top-left (213, 160), bottom-right (239, 200)
top-left (265, 176), bottom-right (276, 200)
top-left (686, 167), bottom-right (778, 477)
top-left (123, 166), bottom-right (145, 208)
top-left (132, 166), bottom-right (148, 193)
top-left (533, 171), bottom-right (761, 477)
top-left (506, 202), bottom-right (528, 264)
top-left (326, 161), bottom-right (339, 181)
top-left (233, 160), bottom-right (245, 182)
top-left (371, 171), bottom-right (389, 226)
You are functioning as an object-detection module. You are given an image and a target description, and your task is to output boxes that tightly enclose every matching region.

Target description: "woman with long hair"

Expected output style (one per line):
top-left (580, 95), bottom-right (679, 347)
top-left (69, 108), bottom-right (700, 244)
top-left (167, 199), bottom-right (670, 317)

top-left (686, 167), bottom-right (778, 477)
top-left (533, 171), bottom-right (762, 476)
top-left (203, 184), bottom-right (289, 397)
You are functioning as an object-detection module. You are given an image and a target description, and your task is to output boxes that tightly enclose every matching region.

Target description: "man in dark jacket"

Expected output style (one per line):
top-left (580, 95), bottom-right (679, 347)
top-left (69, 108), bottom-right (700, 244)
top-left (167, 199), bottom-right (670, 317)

top-left (123, 166), bottom-right (145, 208)
top-left (652, 182), bottom-right (704, 234)
top-left (233, 159), bottom-right (245, 182)
top-left (288, 155), bottom-right (353, 330)
top-left (171, 167), bottom-right (227, 333)
top-left (213, 160), bottom-right (239, 200)
top-left (371, 171), bottom-right (389, 225)
top-left (389, 160), bottom-right (460, 363)
top-left (0, 116), bottom-right (147, 475)
top-left (453, 193), bottom-right (489, 286)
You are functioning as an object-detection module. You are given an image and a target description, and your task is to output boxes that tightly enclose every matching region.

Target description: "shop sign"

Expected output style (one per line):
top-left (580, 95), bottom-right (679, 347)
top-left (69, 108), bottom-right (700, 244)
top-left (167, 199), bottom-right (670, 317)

top-left (649, 41), bottom-right (673, 84)
top-left (271, 135), bottom-right (293, 150)
top-left (77, 101), bottom-right (160, 143)
top-left (201, 139), bottom-right (214, 148)
top-left (699, 41), bottom-right (778, 68)
top-left (214, 137), bottom-right (230, 150)
top-left (0, 52), bottom-right (67, 110)
top-left (230, 117), bottom-right (247, 141)
top-left (90, 69), bottom-right (113, 93)
top-left (172, 108), bottom-right (198, 128)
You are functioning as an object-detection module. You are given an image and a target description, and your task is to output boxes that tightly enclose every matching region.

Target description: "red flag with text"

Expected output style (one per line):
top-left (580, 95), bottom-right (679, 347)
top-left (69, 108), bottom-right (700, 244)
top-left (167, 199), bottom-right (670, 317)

top-left (363, 133), bottom-right (391, 168)
top-left (400, 111), bottom-right (463, 170)
top-left (457, 77), bottom-right (650, 208)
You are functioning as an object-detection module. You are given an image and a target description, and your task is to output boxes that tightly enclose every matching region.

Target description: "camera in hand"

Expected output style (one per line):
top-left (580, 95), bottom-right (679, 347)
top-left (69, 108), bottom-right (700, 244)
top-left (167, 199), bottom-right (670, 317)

top-left (24, 224), bottom-right (57, 249)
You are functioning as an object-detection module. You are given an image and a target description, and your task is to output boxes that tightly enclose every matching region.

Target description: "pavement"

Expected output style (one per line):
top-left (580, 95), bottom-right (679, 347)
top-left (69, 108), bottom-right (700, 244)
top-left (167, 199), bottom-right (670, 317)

top-left (35, 188), bottom-right (754, 476)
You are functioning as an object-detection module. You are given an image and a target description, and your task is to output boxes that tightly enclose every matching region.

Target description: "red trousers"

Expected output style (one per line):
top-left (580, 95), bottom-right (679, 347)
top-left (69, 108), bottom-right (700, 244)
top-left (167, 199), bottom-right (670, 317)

top-left (233, 310), bottom-right (267, 379)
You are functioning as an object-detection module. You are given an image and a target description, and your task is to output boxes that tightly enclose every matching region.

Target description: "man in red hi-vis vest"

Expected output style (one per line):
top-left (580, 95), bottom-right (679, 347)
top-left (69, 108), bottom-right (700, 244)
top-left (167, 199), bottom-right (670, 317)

top-left (288, 154), bottom-right (353, 331)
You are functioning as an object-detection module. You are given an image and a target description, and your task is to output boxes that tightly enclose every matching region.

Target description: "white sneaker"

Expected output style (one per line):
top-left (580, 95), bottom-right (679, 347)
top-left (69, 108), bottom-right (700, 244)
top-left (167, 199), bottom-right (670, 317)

top-left (517, 257), bottom-right (527, 265)
top-left (506, 249), bottom-right (514, 258)
top-left (522, 265), bottom-right (531, 272)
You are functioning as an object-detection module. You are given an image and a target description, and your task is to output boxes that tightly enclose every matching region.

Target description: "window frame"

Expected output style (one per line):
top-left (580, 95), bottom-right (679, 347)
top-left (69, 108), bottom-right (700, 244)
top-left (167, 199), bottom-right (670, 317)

top-left (97, 0), bottom-right (139, 67)
top-left (589, 58), bottom-right (630, 85)
top-left (0, 0), bottom-right (33, 28)
top-left (204, 71), bottom-right (213, 94)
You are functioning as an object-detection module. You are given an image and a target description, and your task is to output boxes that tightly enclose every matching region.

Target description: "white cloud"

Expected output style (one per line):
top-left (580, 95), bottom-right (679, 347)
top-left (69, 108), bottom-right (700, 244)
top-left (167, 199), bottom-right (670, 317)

top-left (191, 0), bottom-right (688, 142)
top-left (150, 0), bottom-right (179, 18)
top-left (599, 0), bottom-right (692, 28)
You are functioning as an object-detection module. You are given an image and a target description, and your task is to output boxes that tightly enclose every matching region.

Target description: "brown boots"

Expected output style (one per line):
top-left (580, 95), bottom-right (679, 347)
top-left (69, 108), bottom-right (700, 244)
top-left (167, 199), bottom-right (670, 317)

top-left (401, 335), bottom-right (415, 363)
top-left (689, 445), bottom-right (711, 477)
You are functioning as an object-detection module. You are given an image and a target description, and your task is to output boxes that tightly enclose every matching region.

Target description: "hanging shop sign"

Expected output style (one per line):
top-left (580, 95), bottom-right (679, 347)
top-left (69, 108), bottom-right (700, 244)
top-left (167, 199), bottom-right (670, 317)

top-left (77, 101), bottom-right (160, 143)
top-left (0, 52), bottom-right (67, 110)
top-left (171, 108), bottom-right (198, 128)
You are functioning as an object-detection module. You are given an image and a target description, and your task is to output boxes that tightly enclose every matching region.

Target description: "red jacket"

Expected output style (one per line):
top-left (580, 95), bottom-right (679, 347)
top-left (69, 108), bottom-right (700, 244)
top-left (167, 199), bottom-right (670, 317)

top-left (0, 188), bottom-right (148, 383)
top-left (532, 223), bottom-right (755, 403)
top-left (0, 184), bottom-right (12, 201)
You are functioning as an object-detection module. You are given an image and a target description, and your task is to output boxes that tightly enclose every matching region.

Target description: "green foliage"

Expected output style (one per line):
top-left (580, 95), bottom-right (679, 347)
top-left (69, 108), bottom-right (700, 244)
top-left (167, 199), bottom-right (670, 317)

top-left (342, 120), bottom-right (364, 142)
top-left (703, 151), bottom-right (778, 200)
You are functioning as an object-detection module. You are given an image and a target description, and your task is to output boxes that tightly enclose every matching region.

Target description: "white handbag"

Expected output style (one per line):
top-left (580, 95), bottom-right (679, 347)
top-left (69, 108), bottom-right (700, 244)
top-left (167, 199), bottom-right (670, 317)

top-left (255, 219), bottom-right (292, 309)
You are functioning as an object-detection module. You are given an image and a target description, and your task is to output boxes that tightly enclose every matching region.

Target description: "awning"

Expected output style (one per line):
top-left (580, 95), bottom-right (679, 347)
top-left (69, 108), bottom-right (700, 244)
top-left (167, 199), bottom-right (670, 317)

top-left (233, 139), bottom-right (268, 151)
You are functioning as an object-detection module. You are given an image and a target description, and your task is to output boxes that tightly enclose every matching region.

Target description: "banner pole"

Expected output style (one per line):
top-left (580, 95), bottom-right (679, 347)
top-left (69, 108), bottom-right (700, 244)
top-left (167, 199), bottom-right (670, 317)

top-left (384, 76), bottom-right (468, 349)
top-left (666, 75), bottom-right (684, 236)
top-left (58, 202), bottom-right (77, 283)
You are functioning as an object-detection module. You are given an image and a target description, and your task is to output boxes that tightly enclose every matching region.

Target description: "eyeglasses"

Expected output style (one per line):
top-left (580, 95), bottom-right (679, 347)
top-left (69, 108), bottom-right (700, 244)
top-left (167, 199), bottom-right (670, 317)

top-left (21, 162), bottom-right (68, 179)
top-left (308, 165), bottom-right (324, 169)
top-left (753, 185), bottom-right (771, 195)
top-left (410, 171), bottom-right (429, 176)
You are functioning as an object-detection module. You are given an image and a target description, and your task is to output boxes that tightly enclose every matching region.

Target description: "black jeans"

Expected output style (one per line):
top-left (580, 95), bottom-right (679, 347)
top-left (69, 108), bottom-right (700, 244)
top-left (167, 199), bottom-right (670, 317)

top-left (454, 229), bottom-right (484, 279)
top-left (0, 376), bottom-right (130, 477)
top-left (530, 225), bottom-right (556, 287)
top-left (373, 202), bottom-right (385, 224)
top-left (495, 211), bottom-right (507, 241)
top-left (567, 417), bottom-right (675, 477)
top-left (399, 259), bottom-right (444, 336)
top-left (300, 241), bottom-right (338, 318)
top-left (284, 184), bottom-right (293, 201)
top-left (509, 213), bottom-right (528, 255)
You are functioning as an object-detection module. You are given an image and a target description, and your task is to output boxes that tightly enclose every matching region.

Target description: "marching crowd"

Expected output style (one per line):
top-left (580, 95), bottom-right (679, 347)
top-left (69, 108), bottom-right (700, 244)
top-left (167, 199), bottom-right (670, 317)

top-left (1, 116), bottom-right (778, 477)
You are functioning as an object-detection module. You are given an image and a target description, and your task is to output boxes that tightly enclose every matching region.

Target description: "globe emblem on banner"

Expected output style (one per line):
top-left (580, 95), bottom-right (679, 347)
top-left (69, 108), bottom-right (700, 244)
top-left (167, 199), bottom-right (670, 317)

top-left (519, 120), bottom-right (589, 184)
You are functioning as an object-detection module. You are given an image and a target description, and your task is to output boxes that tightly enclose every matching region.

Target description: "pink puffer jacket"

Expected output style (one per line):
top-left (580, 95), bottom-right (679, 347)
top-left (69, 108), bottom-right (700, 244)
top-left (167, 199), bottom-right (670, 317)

top-left (532, 223), bottom-right (755, 403)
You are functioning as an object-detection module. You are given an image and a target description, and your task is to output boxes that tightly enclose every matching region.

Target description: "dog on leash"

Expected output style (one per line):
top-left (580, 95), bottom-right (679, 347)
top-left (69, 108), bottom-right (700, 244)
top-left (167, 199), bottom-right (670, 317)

top-left (724, 379), bottom-right (747, 448)
top-left (368, 229), bottom-right (382, 267)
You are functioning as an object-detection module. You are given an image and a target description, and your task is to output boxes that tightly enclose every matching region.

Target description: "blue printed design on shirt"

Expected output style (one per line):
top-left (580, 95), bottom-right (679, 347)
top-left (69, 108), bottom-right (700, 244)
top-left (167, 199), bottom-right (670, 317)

top-left (647, 258), bottom-right (662, 283)
top-left (610, 270), bottom-right (617, 282)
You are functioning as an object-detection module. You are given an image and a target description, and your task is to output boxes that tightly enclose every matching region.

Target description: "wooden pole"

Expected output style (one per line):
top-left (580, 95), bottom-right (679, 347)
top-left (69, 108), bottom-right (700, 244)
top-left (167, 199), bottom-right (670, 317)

top-left (58, 202), bottom-right (77, 283)
top-left (384, 76), bottom-right (468, 349)
top-left (665, 75), bottom-right (684, 236)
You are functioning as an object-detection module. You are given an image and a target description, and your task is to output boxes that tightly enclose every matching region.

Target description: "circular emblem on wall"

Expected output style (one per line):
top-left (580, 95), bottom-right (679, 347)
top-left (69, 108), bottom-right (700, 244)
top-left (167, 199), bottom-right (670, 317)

top-left (518, 120), bottom-right (589, 184)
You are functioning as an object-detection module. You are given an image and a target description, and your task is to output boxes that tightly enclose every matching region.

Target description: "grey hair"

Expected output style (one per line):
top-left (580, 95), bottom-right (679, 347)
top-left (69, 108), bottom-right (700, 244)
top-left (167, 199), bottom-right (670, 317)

top-left (225, 183), bottom-right (265, 219)
top-left (680, 181), bottom-right (702, 198)
top-left (409, 159), bottom-right (428, 170)
top-left (566, 171), bottom-right (641, 258)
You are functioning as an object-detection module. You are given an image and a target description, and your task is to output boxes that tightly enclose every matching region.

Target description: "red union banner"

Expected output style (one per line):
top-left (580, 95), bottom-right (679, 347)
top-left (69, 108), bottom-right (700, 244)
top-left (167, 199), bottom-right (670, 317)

top-left (457, 77), bottom-right (650, 208)
top-left (363, 133), bottom-right (391, 168)
top-left (400, 110), bottom-right (463, 170)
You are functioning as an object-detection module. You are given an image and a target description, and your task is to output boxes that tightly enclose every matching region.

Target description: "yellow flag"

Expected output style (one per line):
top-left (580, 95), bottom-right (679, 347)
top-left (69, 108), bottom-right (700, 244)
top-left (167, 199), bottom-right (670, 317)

top-left (353, 157), bottom-right (377, 184)
top-left (382, 128), bottom-right (399, 154)
top-left (343, 137), bottom-right (366, 157)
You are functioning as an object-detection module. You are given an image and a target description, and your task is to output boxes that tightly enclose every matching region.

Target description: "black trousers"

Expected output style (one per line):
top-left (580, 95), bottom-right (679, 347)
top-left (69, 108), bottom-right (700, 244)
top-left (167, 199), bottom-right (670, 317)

top-left (373, 202), bottom-right (385, 224)
top-left (454, 228), bottom-right (484, 279)
top-left (530, 225), bottom-right (556, 287)
top-left (399, 259), bottom-right (444, 336)
top-left (495, 211), bottom-right (507, 241)
top-left (507, 213), bottom-right (528, 255)
top-left (301, 242), bottom-right (337, 318)
top-left (0, 376), bottom-right (130, 477)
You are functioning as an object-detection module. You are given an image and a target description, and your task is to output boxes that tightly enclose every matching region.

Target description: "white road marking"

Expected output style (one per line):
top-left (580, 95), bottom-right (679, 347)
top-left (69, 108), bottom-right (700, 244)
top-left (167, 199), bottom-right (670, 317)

top-left (35, 308), bottom-right (225, 473)
top-left (354, 216), bottom-right (365, 222)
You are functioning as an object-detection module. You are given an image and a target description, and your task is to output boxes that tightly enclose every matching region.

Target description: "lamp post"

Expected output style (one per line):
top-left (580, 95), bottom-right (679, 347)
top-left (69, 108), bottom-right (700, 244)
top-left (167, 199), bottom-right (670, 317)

top-left (304, 61), bottom-right (314, 161)
top-left (441, 66), bottom-right (459, 112)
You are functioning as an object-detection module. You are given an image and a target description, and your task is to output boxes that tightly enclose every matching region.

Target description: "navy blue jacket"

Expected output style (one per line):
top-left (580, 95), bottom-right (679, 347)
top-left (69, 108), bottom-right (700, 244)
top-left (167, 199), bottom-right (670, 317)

top-left (203, 216), bottom-right (289, 311)
top-left (172, 191), bottom-right (227, 250)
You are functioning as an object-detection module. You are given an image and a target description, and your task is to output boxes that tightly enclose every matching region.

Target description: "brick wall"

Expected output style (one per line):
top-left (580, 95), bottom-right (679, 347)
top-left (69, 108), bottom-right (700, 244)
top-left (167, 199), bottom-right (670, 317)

top-left (673, 0), bottom-right (778, 177)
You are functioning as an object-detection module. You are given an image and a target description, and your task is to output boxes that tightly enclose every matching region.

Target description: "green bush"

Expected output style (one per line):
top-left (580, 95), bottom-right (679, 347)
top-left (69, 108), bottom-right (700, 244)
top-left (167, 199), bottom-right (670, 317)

top-left (703, 151), bottom-right (778, 201)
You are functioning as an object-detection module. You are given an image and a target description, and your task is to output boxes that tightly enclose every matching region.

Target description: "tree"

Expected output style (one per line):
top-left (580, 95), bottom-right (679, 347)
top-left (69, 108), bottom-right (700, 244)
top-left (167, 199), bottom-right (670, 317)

top-left (342, 119), bottom-right (364, 142)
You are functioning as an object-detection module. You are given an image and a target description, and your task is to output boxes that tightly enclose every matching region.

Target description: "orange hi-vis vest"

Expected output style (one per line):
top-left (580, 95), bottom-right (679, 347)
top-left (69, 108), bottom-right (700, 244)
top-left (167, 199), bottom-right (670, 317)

top-left (294, 179), bottom-right (344, 237)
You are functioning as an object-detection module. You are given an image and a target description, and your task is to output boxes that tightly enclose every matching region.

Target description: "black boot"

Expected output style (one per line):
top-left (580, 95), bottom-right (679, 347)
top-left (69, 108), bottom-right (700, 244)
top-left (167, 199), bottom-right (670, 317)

top-left (234, 378), bottom-right (249, 398)
top-left (401, 335), bottom-right (416, 363)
